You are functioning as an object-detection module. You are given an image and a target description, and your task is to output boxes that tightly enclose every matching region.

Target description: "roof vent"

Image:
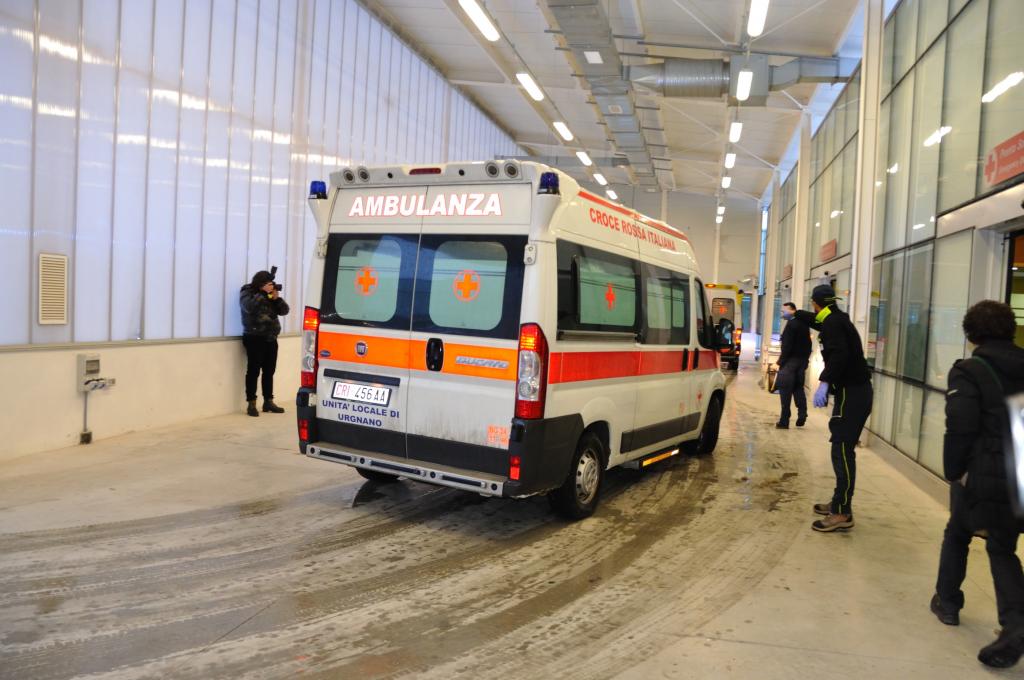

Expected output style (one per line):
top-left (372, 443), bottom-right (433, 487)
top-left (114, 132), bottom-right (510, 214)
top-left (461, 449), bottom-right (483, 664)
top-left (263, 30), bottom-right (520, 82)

top-left (38, 253), bottom-right (68, 325)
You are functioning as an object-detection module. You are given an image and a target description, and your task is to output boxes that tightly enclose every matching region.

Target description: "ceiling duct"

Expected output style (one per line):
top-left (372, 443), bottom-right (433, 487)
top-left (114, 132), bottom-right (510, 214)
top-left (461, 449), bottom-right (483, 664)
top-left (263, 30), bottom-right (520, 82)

top-left (628, 59), bottom-right (728, 99)
top-left (544, 0), bottom-right (665, 188)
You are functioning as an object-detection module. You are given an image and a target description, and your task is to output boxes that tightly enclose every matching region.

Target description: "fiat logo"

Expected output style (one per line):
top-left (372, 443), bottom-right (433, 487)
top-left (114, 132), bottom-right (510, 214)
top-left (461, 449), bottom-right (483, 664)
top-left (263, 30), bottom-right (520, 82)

top-left (355, 341), bottom-right (368, 357)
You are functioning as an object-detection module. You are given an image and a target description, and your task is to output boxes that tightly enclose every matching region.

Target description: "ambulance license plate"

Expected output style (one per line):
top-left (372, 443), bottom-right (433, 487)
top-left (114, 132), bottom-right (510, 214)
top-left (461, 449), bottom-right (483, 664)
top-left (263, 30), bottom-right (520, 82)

top-left (331, 381), bottom-right (391, 406)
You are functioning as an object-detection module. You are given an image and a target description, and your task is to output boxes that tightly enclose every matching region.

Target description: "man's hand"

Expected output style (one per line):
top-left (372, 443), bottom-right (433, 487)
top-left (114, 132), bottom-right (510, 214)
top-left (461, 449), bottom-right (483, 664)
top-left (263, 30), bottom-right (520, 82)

top-left (813, 382), bottom-right (829, 408)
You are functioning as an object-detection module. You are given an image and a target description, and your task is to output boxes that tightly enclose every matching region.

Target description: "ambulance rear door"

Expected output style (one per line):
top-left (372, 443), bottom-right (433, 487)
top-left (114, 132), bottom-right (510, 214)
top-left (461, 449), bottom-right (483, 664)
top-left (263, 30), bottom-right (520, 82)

top-left (314, 187), bottom-right (424, 459)
top-left (404, 183), bottom-right (532, 478)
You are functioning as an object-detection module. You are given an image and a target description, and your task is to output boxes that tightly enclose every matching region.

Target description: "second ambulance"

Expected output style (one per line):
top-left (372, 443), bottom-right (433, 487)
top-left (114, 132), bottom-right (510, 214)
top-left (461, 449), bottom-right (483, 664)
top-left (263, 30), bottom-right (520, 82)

top-left (296, 161), bottom-right (735, 518)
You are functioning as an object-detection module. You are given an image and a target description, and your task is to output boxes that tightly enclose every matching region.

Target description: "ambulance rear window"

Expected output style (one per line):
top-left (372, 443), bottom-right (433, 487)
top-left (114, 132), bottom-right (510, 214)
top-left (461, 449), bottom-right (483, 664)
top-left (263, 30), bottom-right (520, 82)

top-left (712, 297), bottom-right (735, 322)
top-left (320, 234), bottom-right (417, 330)
top-left (412, 235), bottom-right (526, 340)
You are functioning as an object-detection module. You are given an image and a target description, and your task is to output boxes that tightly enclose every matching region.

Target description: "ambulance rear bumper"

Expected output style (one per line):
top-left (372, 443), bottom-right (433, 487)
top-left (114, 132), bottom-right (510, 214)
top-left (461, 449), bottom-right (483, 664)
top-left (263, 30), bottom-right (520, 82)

top-left (306, 443), bottom-right (509, 497)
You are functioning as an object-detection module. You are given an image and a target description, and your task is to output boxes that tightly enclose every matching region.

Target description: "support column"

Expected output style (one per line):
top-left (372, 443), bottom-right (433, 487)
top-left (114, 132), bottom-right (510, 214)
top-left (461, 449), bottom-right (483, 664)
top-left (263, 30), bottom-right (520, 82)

top-left (760, 170), bottom-right (781, 369)
top-left (713, 222), bottom-right (721, 281)
top-left (660, 189), bottom-right (668, 222)
top-left (850, 0), bottom-right (883, 339)
top-left (790, 110), bottom-right (812, 307)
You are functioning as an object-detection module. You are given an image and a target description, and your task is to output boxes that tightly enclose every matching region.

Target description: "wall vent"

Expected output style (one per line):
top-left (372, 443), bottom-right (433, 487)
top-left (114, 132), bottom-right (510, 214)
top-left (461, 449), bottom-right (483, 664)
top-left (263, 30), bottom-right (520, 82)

top-left (38, 253), bottom-right (68, 325)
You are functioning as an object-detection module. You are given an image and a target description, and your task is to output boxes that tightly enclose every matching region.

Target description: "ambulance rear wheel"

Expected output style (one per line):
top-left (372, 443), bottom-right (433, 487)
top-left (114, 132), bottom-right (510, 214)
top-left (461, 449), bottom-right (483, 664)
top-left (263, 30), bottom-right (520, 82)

top-left (694, 396), bottom-right (722, 456)
top-left (549, 431), bottom-right (606, 520)
top-left (356, 468), bottom-right (400, 483)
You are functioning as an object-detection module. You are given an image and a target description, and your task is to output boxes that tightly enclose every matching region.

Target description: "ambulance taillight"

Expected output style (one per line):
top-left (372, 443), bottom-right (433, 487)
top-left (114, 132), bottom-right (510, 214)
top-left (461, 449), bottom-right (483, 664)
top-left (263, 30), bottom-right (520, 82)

top-left (515, 323), bottom-right (549, 419)
top-left (301, 307), bottom-right (320, 388)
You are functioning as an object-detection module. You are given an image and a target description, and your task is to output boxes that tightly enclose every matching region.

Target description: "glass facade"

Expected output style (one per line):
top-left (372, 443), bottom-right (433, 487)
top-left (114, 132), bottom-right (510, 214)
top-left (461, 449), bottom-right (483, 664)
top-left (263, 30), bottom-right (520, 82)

top-left (773, 0), bottom-right (1024, 474)
top-left (0, 0), bottom-right (520, 346)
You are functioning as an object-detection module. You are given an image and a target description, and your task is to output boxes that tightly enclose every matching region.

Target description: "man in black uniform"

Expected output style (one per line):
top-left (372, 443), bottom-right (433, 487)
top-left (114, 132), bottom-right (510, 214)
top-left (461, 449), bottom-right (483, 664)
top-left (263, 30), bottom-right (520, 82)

top-left (794, 284), bottom-right (873, 532)
top-left (933, 300), bottom-right (1024, 668)
top-left (776, 302), bottom-right (812, 429)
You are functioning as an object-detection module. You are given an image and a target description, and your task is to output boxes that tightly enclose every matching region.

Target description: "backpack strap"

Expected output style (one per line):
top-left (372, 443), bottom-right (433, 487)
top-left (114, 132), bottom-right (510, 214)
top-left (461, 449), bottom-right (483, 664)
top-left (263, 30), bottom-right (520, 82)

top-left (959, 356), bottom-right (1008, 446)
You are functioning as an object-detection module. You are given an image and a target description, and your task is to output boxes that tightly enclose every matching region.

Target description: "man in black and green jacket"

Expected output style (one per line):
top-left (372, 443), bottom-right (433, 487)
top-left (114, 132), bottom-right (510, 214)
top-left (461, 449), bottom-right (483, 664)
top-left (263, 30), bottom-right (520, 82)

top-left (794, 284), bottom-right (873, 533)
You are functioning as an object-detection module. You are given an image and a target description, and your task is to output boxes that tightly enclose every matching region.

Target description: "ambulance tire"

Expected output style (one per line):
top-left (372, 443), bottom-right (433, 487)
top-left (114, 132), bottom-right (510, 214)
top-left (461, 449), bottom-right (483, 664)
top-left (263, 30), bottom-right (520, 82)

top-left (549, 431), bottom-right (606, 520)
top-left (356, 467), bottom-right (401, 483)
top-left (693, 396), bottom-right (722, 456)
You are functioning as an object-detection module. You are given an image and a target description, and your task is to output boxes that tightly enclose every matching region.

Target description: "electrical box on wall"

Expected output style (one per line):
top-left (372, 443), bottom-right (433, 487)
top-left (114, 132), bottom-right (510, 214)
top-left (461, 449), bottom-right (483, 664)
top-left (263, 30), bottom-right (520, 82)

top-left (77, 353), bottom-right (115, 392)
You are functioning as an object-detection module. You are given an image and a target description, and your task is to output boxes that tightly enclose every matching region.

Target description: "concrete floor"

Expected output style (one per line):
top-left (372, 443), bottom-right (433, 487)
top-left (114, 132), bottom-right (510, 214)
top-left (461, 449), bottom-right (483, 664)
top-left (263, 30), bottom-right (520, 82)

top-left (0, 366), bottom-right (1018, 679)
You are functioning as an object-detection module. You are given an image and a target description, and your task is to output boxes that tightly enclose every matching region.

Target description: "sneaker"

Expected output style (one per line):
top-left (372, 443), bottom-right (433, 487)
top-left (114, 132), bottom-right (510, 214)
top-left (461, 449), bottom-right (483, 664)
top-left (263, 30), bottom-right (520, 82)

top-left (262, 400), bottom-right (285, 414)
top-left (813, 503), bottom-right (831, 516)
top-left (775, 421), bottom-right (789, 429)
top-left (246, 400), bottom-right (259, 417)
top-left (812, 514), bottom-right (854, 532)
top-left (979, 628), bottom-right (1024, 668)
top-left (930, 593), bottom-right (960, 626)
top-left (796, 416), bottom-right (807, 427)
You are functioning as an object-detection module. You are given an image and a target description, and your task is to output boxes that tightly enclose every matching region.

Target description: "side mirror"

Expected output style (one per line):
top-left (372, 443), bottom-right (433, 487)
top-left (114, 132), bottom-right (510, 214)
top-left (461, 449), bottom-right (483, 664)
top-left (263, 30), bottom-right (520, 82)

top-left (716, 319), bottom-right (736, 351)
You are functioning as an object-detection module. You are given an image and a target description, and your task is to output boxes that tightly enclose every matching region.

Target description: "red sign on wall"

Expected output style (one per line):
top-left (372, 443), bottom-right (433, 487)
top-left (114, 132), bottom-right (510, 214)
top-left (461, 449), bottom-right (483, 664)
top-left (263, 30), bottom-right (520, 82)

top-left (985, 130), bottom-right (1024, 187)
top-left (819, 239), bottom-right (838, 262)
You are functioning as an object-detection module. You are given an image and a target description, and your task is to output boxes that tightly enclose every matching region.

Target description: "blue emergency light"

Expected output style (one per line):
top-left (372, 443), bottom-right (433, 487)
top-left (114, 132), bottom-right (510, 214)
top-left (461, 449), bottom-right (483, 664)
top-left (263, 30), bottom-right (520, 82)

top-left (309, 180), bottom-right (327, 199)
top-left (538, 171), bottom-right (559, 195)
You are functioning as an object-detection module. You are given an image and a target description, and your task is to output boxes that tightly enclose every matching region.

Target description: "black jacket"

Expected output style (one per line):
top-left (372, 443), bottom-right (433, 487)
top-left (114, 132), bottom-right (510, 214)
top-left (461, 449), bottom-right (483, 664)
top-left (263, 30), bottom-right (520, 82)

top-left (944, 340), bottom-right (1024, 529)
top-left (779, 316), bottom-right (812, 368)
top-left (240, 287), bottom-right (290, 339)
top-left (794, 305), bottom-right (871, 387)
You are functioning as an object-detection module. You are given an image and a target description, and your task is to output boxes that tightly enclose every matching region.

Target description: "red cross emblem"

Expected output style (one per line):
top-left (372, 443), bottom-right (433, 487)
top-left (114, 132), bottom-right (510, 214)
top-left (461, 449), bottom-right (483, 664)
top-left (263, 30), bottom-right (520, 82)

top-left (453, 270), bottom-right (480, 302)
top-left (605, 282), bottom-right (616, 310)
top-left (354, 267), bottom-right (378, 296)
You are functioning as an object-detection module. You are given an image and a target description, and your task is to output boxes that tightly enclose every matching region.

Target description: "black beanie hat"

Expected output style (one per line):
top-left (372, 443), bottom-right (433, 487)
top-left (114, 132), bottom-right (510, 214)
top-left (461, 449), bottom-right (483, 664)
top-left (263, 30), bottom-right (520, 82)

top-left (251, 270), bottom-right (274, 288)
top-left (811, 284), bottom-right (837, 307)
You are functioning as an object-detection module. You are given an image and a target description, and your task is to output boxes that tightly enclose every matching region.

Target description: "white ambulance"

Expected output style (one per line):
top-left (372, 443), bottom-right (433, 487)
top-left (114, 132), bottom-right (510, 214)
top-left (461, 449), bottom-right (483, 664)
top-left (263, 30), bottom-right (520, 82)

top-left (296, 161), bottom-right (734, 518)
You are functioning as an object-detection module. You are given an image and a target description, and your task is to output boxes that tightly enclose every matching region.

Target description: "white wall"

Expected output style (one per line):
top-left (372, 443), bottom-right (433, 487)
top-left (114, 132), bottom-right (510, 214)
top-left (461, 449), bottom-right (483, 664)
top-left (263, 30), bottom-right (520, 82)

top-left (0, 336), bottom-right (299, 461)
top-left (617, 187), bottom-right (762, 287)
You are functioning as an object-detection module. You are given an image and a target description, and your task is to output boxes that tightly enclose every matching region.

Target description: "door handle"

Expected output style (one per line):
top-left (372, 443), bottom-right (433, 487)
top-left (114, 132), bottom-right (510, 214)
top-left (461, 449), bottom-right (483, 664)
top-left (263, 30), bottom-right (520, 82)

top-left (681, 348), bottom-right (689, 371)
top-left (426, 337), bottom-right (444, 371)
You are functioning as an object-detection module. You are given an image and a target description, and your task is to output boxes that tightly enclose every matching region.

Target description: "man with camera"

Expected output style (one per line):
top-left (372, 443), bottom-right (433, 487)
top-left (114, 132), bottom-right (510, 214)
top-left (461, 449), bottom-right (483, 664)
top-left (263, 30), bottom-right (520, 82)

top-left (240, 269), bottom-right (290, 417)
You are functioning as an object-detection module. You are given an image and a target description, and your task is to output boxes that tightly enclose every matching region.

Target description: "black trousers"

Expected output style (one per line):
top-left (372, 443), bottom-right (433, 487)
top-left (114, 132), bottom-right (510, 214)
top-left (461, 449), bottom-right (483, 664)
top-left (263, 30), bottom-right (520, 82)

top-left (935, 482), bottom-right (972, 611)
top-left (828, 381), bottom-right (873, 515)
top-left (777, 361), bottom-right (807, 424)
top-left (243, 334), bottom-right (278, 402)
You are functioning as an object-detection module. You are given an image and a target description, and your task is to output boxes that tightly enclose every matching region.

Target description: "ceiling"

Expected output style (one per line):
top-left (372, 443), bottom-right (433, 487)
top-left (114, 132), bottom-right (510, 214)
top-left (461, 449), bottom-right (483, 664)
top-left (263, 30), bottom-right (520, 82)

top-left (366, 0), bottom-right (863, 206)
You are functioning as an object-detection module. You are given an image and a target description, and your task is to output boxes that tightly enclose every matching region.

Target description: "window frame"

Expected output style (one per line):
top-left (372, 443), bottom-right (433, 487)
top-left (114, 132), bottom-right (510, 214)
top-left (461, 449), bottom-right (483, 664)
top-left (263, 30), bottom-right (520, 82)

top-left (556, 239), bottom-right (641, 338)
top-left (640, 262), bottom-right (691, 346)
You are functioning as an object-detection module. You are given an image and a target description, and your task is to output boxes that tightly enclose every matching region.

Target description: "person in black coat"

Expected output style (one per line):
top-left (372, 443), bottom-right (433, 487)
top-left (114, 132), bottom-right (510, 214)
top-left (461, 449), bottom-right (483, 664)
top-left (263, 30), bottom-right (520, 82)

top-left (793, 284), bottom-right (873, 532)
top-left (775, 302), bottom-right (812, 429)
top-left (240, 270), bottom-right (290, 417)
top-left (932, 300), bottom-right (1024, 669)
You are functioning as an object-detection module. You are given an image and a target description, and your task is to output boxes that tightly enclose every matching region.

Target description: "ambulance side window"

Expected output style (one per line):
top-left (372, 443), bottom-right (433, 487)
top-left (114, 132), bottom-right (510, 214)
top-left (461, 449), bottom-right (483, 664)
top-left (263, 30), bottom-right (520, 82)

top-left (642, 264), bottom-right (690, 345)
top-left (557, 240), bottom-right (638, 335)
top-left (694, 279), bottom-right (715, 348)
top-left (320, 234), bottom-right (417, 330)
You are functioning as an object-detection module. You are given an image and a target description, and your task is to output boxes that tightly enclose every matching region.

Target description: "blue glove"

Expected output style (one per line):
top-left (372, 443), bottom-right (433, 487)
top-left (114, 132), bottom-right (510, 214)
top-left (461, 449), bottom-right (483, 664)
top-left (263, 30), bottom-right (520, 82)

top-left (813, 382), bottom-right (830, 408)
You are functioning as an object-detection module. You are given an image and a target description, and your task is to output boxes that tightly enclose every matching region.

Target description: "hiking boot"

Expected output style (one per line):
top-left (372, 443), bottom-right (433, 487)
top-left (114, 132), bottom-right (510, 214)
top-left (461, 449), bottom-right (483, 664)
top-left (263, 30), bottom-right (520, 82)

top-left (246, 400), bottom-right (259, 417)
top-left (796, 416), bottom-right (807, 427)
top-left (812, 513), bottom-right (854, 532)
top-left (262, 399), bottom-right (285, 414)
top-left (813, 503), bottom-right (832, 516)
top-left (979, 627), bottom-right (1024, 668)
top-left (775, 421), bottom-right (789, 429)
top-left (930, 593), bottom-right (960, 626)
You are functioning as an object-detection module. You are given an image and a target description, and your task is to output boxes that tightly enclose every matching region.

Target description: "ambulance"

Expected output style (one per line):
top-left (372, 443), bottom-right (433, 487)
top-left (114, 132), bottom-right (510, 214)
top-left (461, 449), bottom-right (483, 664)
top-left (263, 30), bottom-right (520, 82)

top-left (296, 160), bottom-right (735, 518)
top-left (705, 283), bottom-right (744, 370)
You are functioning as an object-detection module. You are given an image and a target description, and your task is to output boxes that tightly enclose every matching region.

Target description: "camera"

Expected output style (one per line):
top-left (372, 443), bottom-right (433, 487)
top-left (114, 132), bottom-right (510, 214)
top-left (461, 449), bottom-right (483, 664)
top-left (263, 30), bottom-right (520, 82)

top-left (269, 265), bottom-right (283, 292)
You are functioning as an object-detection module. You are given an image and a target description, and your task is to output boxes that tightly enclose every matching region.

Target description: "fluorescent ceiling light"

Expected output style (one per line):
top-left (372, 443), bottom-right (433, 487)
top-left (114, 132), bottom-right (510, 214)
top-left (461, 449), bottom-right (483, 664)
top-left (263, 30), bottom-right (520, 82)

top-left (887, 162), bottom-right (899, 174)
top-left (458, 0), bottom-right (500, 42)
top-left (516, 72), bottom-right (545, 101)
top-left (923, 125), bottom-right (953, 147)
top-left (982, 71), bottom-right (1024, 103)
top-left (552, 121), bottom-right (573, 141)
top-left (736, 69), bottom-right (754, 102)
top-left (583, 50), bottom-right (603, 65)
top-left (724, 152), bottom-right (736, 169)
top-left (721, 176), bottom-right (732, 188)
top-left (747, 0), bottom-right (770, 37)
top-left (715, 215), bottom-right (724, 224)
top-left (593, 173), bottom-right (608, 186)
top-left (729, 122), bottom-right (743, 143)
top-left (576, 150), bottom-right (593, 166)
top-left (912, 223), bottom-right (926, 230)
top-left (717, 206), bottom-right (725, 215)
top-left (606, 189), bottom-right (618, 200)
top-left (830, 209), bottom-right (841, 218)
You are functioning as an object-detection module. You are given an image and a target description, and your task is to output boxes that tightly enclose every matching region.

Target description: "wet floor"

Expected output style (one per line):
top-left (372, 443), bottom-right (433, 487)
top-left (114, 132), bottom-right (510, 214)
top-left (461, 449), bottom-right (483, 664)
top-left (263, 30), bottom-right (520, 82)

top-left (0, 370), bottom-right (1005, 678)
